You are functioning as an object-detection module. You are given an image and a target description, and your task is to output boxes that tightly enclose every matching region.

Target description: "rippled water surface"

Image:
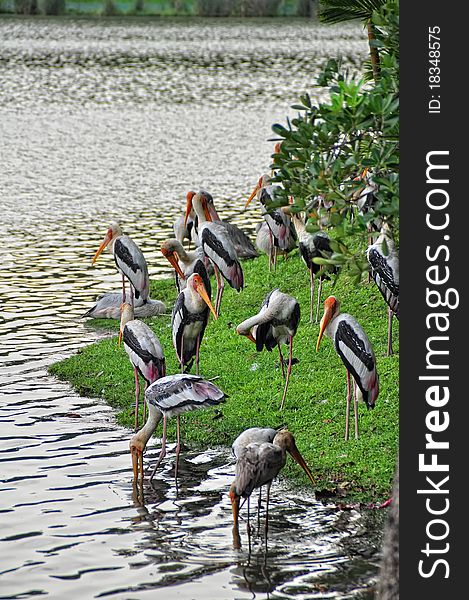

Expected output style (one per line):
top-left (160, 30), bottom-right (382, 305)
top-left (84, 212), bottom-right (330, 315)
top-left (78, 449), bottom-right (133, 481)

top-left (0, 16), bottom-right (383, 599)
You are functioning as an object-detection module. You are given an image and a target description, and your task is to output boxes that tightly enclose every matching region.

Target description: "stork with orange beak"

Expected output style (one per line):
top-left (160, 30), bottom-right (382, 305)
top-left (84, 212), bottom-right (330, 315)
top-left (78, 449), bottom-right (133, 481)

top-left (92, 222), bottom-right (149, 307)
top-left (160, 238), bottom-right (211, 297)
top-left (316, 296), bottom-right (379, 440)
top-left (185, 191), bottom-right (244, 316)
top-left (245, 174), bottom-right (296, 269)
top-left (130, 374), bottom-right (226, 492)
top-left (229, 429), bottom-right (315, 548)
top-left (172, 273), bottom-right (218, 375)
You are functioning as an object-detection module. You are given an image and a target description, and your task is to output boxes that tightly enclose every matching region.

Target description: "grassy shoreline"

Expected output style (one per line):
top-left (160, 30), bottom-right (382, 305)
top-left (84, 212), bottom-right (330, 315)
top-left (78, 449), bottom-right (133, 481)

top-left (49, 252), bottom-right (398, 503)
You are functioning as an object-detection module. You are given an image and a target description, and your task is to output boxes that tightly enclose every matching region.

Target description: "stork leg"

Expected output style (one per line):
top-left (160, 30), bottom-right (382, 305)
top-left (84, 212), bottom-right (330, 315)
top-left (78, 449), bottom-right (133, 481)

top-left (133, 367), bottom-right (140, 431)
top-left (257, 487), bottom-right (262, 532)
top-left (279, 336), bottom-right (293, 410)
top-left (315, 276), bottom-right (323, 324)
top-left (353, 380), bottom-right (359, 440)
top-left (264, 482), bottom-right (271, 548)
top-left (345, 370), bottom-right (351, 441)
top-left (273, 247), bottom-right (277, 271)
top-left (149, 414), bottom-right (167, 481)
top-left (247, 496), bottom-right (252, 554)
top-left (195, 334), bottom-right (201, 376)
top-left (180, 336), bottom-right (184, 374)
top-left (277, 342), bottom-right (286, 379)
top-left (121, 274), bottom-right (126, 305)
top-left (309, 268), bottom-right (315, 323)
top-left (143, 381), bottom-right (148, 423)
top-left (387, 307), bottom-right (393, 356)
top-left (175, 415), bottom-right (181, 480)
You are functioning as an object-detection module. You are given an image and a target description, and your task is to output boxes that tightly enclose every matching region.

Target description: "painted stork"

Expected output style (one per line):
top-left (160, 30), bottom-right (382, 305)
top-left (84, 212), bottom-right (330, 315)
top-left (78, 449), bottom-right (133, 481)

top-left (160, 238), bottom-right (211, 297)
top-left (236, 289), bottom-right (300, 410)
top-left (245, 174), bottom-right (296, 269)
top-left (172, 273), bottom-right (217, 375)
top-left (92, 222), bottom-right (149, 306)
top-left (120, 303), bottom-right (166, 430)
top-left (316, 296), bottom-right (379, 440)
top-left (82, 292), bottom-right (165, 320)
top-left (185, 191), bottom-right (244, 316)
top-left (130, 374), bottom-right (226, 487)
top-left (366, 223), bottom-right (399, 356)
top-left (289, 212), bottom-right (337, 323)
top-left (229, 429), bottom-right (315, 548)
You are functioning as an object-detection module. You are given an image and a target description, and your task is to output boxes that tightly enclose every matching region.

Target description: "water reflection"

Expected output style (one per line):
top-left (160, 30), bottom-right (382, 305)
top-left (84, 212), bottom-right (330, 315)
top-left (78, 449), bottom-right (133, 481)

top-left (0, 15), bottom-right (382, 600)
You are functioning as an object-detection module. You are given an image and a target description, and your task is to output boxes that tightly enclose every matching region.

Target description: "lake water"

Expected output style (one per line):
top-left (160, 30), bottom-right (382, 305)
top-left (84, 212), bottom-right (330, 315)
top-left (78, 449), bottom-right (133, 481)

top-left (0, 15), bottom-right (384, 599)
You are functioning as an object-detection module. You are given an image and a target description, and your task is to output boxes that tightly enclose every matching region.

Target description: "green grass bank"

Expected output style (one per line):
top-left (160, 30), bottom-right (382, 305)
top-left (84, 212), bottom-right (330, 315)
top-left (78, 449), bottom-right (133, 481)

top-left (49, 251), bottom-right (399, 504)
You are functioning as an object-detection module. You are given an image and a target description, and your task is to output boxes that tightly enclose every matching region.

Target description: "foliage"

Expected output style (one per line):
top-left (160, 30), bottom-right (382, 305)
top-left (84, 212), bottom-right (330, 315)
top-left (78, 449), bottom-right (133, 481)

top-left (319, 0), bottom-right (385, 24)
top-left (50, 254), bottom-right (398, 504)
top-left (270, 0), bottom-right (399, 284)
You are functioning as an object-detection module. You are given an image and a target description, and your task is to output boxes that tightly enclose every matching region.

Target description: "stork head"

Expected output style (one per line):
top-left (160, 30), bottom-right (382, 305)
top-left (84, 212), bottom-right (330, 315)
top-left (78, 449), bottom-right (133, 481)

top-left (245, 174), bottom-right (269, 209)
top-left (273, 430), bottom-right (315, 486)
top-left (92, 222), bottom-right (122, 265)
top-left (189, 274), bottom-right (217, 320)
top-left (235, 321), bottom-right (256, 343)
top-left (316, 296), bottom-right (340, 352)
top-left (129, 434), bottom-right (146, 484)
top-left (160, 239), bottom-right (186, 279)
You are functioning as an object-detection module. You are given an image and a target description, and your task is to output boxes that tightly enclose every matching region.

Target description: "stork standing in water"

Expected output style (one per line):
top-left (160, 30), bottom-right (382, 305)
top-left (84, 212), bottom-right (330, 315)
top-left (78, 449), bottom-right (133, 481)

top-left (130, 374), bottom-right (226, 490)
top-left (366, 223), bottom-right (399, 356)
top-left (92, 222), bottom-right (149, 307)
top-left (120, 303), bottom-right (166, 430)
top-left (245, 174), bottom-right (296, 270)
top-left (229, 429), bottom-right (315, 548)
top-left (185, 191), bottom-right (244, 316)
top-left (289, 211), bottom-right (336, 323)
top-left (160, 238), bottom-right (211, 296)
top-left (236, 289), bottom-right (300, 410)
top-left (83, 292), bottom-right (165, 320)
top-left (172, 273), bottom-right (217, 375)
top-left (316, 296), bottom-right (379, 440)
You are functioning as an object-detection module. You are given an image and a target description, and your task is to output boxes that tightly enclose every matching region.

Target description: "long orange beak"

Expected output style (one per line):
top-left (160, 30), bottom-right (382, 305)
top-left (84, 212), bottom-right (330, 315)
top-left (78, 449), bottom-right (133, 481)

top-left (201, 196), bottom-right (213, 222)
top-left (316, 306), bottom-right (333, 352)
top-left (162, 250), bottom-right (186, 279)
top-left (184, 193), bottom-right (194, 227)
top-left (245, 182), bottom-right (261, 209)
top-left (288, 443), bottom-right (315, 486)
top-left (196, 281), bottom-right (217, 320)
top-left (92, 229), bottom-right (112, 265)
top-left (118, 329), bottom-right (123, 347)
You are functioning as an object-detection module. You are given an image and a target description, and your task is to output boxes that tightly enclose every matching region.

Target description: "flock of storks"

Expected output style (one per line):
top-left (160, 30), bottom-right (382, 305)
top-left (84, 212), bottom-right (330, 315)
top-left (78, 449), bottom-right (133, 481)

top-left (85, 157), bottom-right (399, 547)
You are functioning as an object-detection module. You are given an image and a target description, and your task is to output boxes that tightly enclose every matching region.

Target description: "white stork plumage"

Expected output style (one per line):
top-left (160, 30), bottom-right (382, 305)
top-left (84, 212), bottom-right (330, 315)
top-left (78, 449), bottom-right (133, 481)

top-left (82, 291), bottom-right (165, 320)
top-left (316, 296), bottom-right (379, 440)
top-left (172, 273), bottom-right (217, 375)
top-left (236, 289), bottom-right (300, 410)
top-left (173, 213), bottom-right (194, 247)
top-left (185, 191), bottom-right (244, 316)
top-left (290, 212), bottom-right (337, 323)
top-left (366, 223), bottom-right (399, 356)
top-left (92, 222), bottom-right (149, 306)
top-left (229, 429), bottom-right (315, 548)
top-left (129, 374), bottom-right (226, 486)
top-left (245, 174), bottom-right (296, 269)
top-left (120, 303), bottom-right (166, 430)
top-left (160, 238), bottom-right (211, 297)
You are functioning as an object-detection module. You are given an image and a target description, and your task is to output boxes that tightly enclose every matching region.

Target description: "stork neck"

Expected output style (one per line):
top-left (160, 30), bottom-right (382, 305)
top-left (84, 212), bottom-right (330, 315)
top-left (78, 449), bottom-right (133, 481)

top-left (238, 309), bottom-right (274, 334)
top-left (136, 403), bottom-right (163, 449)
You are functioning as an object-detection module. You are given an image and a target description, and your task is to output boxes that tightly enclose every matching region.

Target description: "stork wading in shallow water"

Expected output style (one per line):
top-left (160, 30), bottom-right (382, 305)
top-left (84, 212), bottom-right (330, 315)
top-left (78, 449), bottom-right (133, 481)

top-left (289, 211), bottom-right (337, 323)
top-left (366, 223), bottom-right (399, 356)
top-left (129, 374), bottom-right (226, 488)
top-left (245, 174), bottom-right (296, 270)
top-left (92, 222), bottom-right (149, 307)
top-left (160, 238), bottom-right (211, 297)
top-left (172, 273), bottom-right (217, 375)
top-left (185, 191), bottom-right (244, 316)
top-left (120, 303), bottom-right (166, 430)
top-left (82, 292), bottom-right (165, 320)
top-left (236, 289), bottom-right (300, 410)
top-left (316, 296), bottom-right (379, 440)
top-left (229, 429), bottom-right (315, 548)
